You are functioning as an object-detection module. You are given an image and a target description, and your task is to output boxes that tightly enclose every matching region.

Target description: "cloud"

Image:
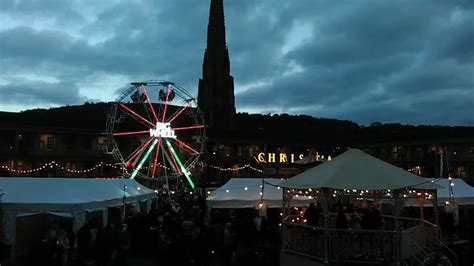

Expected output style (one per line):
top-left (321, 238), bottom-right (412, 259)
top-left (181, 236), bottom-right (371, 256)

top-left (0, 81), bottom-right (87, 106)
top-left (233, 0), bottom-right (474, 125)
top-left (0, 0), bottom-right (472, 125)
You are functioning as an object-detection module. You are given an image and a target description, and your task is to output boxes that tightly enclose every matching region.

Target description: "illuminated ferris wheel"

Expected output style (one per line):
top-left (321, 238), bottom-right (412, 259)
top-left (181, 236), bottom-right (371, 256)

top-left (105, 81), bottom-right (205, 189)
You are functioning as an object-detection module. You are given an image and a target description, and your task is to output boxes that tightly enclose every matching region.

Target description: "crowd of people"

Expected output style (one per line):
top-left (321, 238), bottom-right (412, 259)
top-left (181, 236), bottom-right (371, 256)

top-left (303, 200), bottom-right (383, 230)
top-left (29, 192), bottom-right (281, 266)
top-left (21, 192), bottom-right (393, 266)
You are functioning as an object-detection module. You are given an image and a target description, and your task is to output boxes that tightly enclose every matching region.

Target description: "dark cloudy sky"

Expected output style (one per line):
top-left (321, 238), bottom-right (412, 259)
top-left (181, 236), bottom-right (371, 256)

top-left (0, 0), bottom-right (473, 125)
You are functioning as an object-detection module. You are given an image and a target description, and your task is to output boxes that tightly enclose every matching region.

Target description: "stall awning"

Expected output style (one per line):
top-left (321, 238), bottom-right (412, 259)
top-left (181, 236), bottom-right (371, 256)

top-left (280, 149), bottom-right (440, 190)
top-left (207, 178), bottom-right (311, 208)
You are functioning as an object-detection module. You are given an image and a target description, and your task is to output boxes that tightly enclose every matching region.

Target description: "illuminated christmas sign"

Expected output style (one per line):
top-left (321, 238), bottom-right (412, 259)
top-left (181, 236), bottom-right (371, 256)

top-left (256, 153), bottom-right (304, 163)
top-left (255, 152), bottom-right (331, 163)
top-left (149, 122), bottom-right (176, 138)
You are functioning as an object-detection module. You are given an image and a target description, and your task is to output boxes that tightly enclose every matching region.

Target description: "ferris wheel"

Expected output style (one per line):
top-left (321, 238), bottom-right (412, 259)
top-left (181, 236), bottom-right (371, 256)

top-left (105, 80), bottom-right (205, 189)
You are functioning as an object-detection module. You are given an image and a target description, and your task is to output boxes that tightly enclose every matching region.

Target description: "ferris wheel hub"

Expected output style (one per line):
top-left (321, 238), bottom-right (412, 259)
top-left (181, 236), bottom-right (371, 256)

top-left (149, 122), bottom-right (176, 139)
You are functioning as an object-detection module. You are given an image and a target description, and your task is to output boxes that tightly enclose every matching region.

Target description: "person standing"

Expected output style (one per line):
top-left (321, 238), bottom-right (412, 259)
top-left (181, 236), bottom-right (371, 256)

top-left (57, 229), bottom-right (70, 266)
top-left (335, 206), bottom-right (349, 229)
top-left (304, 203), bottom-right (320, 227)
top-left (116, 223), bottom-right (131, 266)
top-left (77, 221), bottom-right (91, 265)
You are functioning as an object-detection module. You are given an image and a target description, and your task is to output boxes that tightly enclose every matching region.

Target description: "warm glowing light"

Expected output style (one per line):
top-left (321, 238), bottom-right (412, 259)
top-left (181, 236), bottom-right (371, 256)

top-left (165, 139), bottom-right (195, 189)
top-left (140, 85), bottom-right (159, 122)
top-left (130, 139), bottom-right (158, 179)
top-left (172, 125), bottom-right (205, 131)
top-left (125, 138), bottom-right (155, 166)
top-left (114, 130), bottom-right (149, 136)
top-left (167, 100), bottom-right (192, 123)
top-left (173, 138), bottom-right (199, 154)
top-left (161, 84), bottom-right (172, 123)
top-left (119, 103), bottom-right (155, 127)
top-left (151, 138), bottom-right (162, 178)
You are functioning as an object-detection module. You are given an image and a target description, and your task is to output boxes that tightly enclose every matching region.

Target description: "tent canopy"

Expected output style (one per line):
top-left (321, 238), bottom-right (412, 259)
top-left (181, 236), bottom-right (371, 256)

top-left (426, 178), bottom-right (474, 205)
top-left (0, 177), bottom-right (155, 212)
top-left (280, 149), bottom-right (440, 190)
top-left (207, 178), bottom-right (311, 208)
top-left (0, 177), bottom-right (156, 245)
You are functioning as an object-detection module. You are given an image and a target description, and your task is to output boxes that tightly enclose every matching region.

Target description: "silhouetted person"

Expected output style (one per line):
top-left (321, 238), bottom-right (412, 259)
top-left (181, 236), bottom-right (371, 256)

top-left (95, 223), bottom-right (116, 266)
top-left (361, 202), bottom-right (382, 230)
top-left (335, 206), bottom-right (349, 229)
top-left (77, 221), bottom-right (91, 264)
top-left (116, 224), bottom-right (131, 266)
top-left (304, 202), bottom-right (320, 227)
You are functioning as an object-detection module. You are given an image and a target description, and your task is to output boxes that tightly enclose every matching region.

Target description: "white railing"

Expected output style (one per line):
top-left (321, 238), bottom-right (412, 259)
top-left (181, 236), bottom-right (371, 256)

top-left (282, 222), bottom-right (396, 264)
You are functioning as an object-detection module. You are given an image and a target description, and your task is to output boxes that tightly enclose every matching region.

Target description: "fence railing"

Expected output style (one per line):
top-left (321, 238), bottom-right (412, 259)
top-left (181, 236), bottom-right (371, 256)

top-left (282, 222), bottom-right (326, 261)
top-left (282, 218), bottom-right (439, 264)
top-left (282, 222), bottom-right (397, 264)
top-left (327, 227), bottom-right (396, 264)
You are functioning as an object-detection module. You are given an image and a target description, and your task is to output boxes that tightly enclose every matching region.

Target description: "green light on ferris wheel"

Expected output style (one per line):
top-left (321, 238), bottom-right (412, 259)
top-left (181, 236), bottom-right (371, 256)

top-left (165, 139), bottom-right (195, 189)
top-left (130, 139), bottom-right (158, 179)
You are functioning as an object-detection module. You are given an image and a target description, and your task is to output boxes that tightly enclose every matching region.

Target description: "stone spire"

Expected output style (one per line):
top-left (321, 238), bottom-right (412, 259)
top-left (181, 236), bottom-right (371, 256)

top-left (198, 0), bottom-right (235, 128)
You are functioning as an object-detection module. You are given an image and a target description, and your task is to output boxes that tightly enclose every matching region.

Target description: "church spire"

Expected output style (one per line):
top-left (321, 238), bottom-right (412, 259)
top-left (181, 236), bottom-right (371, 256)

top-left (198, 0), bottom-right (235, 128)
top-left (207, 0), bottom-right (226, 52)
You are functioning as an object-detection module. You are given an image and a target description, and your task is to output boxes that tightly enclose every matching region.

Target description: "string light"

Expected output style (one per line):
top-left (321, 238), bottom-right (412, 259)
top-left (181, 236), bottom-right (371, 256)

top-left (0, 161), bottom-right (123, 174)
top-left (208, 164), bottom-right (263, 173)
top-left (0, 161), bottom-right (263, 175)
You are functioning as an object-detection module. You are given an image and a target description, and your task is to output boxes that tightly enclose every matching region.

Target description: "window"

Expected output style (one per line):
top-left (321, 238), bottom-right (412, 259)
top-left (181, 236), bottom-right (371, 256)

top-left (455, 166), bottom-right (466, 178)
top-left (46, 136), bottom-right (55, 150)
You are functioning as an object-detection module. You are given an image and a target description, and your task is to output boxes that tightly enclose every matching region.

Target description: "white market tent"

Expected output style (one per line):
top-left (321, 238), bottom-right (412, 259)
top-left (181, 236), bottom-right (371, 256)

top-left (280, 149), bottom-right (439, 190)
top-left (0, 177), bottom-right (156, 246)
top-left (435, 178), bottom-right (474, 205)
top-left (409, 178), bottom-right (474, 206)
top-left (207, 178), bottom-right (311, 208)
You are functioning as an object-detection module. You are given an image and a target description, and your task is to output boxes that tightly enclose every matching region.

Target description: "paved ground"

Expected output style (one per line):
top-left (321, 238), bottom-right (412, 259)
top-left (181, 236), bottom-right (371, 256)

top-left (128, 253), bottom-right (325, 266)
top-left (280, 253), bottom-right (324, 266)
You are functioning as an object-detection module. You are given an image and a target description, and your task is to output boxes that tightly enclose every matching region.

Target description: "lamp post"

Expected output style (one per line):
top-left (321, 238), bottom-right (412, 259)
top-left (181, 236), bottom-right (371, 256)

top-left (0, 189), bottom-right (4, 220)
top-left (122, 185), bottom-right (127, 222)
top-left (0, 189), bottom-right (4, 249)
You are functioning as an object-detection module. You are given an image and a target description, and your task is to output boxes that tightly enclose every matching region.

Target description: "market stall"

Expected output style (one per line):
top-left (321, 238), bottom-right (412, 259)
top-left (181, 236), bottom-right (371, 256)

top-left (207, 178), bottom-right (311, 209)
top-left (0, 177), bottom-right (156, 258)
